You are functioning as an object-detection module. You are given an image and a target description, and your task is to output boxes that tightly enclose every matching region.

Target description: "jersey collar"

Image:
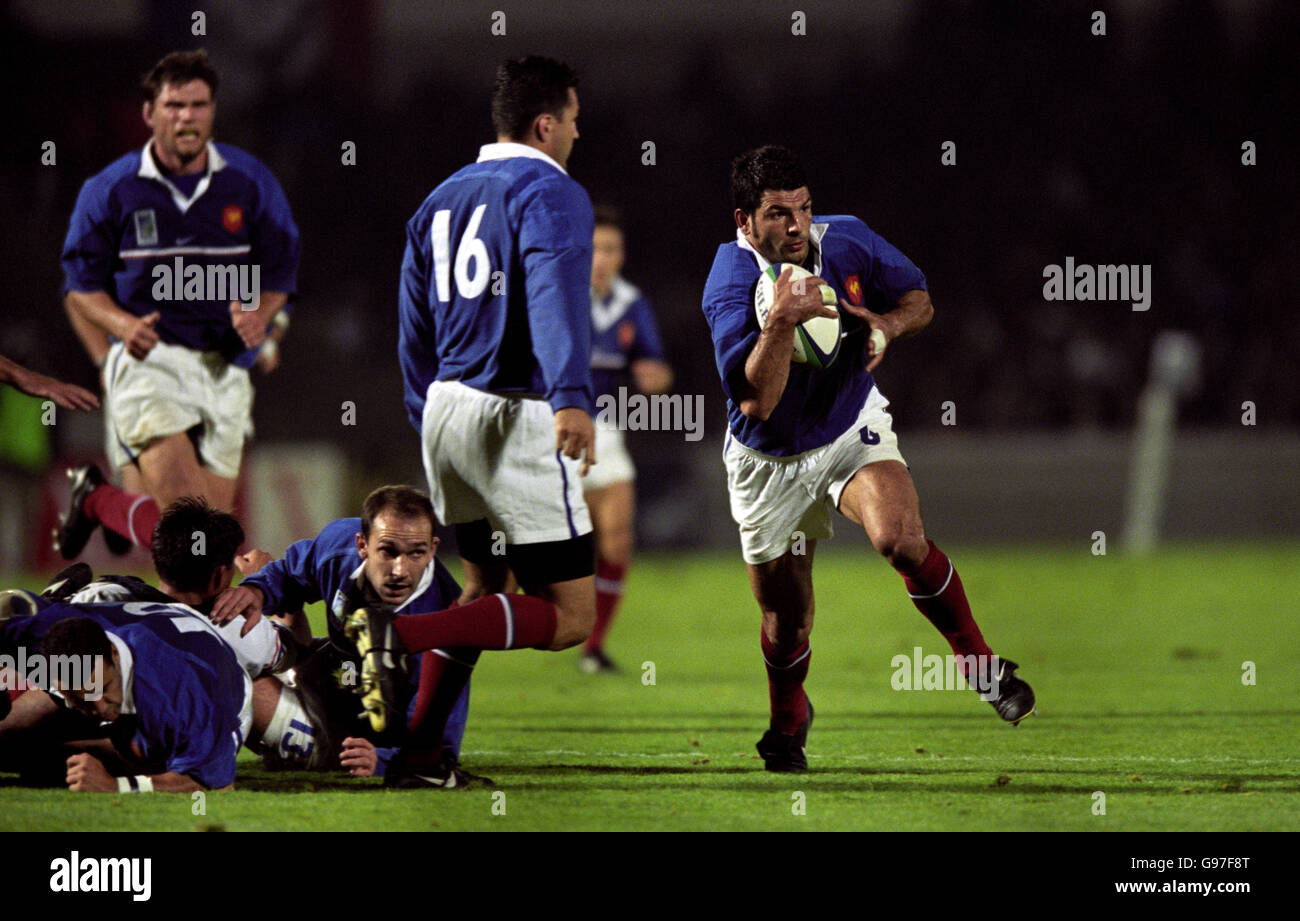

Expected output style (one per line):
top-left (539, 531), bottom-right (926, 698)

top-left (347, 557), bottom-right (435, 614)
top-left (137, 140), bottom-right (227, 214)
top-left (736, 221), bottom-right (829, 276)
top-left (106, 632), bottom-right (137, 717)
top-left (477, 141), bottom-right (568, 176)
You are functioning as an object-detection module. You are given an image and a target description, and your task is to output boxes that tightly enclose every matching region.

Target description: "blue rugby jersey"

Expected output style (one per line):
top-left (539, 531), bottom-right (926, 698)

top-left (590, 276), bottom-right (666, 399)
top-left (1, 601), bottom-right (250, 789)
top-left (61, 141), bottom-right (300, 368)
top-left (398, 142), bottom-right (594, 429)
top-left (701, 216), bottom-right (926, 456)
top-left (239, 517), bottom-right (469, 763)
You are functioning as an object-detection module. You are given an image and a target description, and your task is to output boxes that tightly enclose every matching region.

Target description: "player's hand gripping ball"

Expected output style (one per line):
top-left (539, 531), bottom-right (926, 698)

top-left (753, 263), bottom-right (842, 369)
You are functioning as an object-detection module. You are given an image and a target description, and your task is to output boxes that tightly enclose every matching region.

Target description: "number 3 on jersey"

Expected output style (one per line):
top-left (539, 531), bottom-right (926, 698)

top-left (432, 204), bottom-right (491, 302)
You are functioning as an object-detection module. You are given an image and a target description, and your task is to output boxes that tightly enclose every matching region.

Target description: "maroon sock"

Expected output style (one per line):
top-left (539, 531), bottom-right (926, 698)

top-left (761, 629), bottom-right (810, 734)
top-left (897, 540), bottom-right (993, 674)
top-left (393, 593), bottom-right (558, 652)
top-left (408, 646), bottom-right (479, 752)
top-left (85, 485), bottom-right (159, 548)
top-left (584, 558), bottom-right (627, 653)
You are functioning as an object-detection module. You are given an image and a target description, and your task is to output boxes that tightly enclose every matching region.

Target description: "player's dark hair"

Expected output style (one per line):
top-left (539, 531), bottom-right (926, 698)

top-left (141, 49), bottom-right (219, 102)
top-left (731, 145), bottom-right (810, 216)
top-left (491, 56), bottom-right (578, 142)
top-left (361, 485), bottom-right (437, 539)
top-left (593, 204), bottom-right (622, 231)
top-left (151, 497), bottom-right (244, 594)
top-left (41, 618), bottom-right (114, 670)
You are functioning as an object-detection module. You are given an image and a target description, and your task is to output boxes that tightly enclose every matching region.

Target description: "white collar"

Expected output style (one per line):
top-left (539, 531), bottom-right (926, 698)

top-left (348, 558), bottom-right (435, 614)
top-left (137, 140), bottom-right (226, 213)
top-left (477, 141), bottom-right (567, 176)
top-left (736, 221), bottom-right (829, 276)
top-left (106, 632), bottom-right (136, 718)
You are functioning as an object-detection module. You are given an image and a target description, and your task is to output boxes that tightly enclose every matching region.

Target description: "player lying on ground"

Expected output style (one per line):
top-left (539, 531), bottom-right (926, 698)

top-left (0, 606), bottom-right (250, 793)
top-left (40, 496), bottom-right (294, 678)
top-left (210, 485), bottom-right (477, 787)
top-left (577, 205), bottom-right (674, 674)
top-left (390, 57), bottom-right (601, 785)
top-left (700, 146), bottom-right (1035, 772)
top-left (60, 49), bottom-right (300, 530)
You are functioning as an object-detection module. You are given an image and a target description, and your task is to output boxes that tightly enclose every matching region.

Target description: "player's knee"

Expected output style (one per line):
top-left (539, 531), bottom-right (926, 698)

top-left (872, 525), bottom-right (928, 571)
top-left (762, 609), bottom-right (812, 651)
top-left (549, 603), bottom-right (595, 650)
top-left (598, 531), bottom-right (634, 569)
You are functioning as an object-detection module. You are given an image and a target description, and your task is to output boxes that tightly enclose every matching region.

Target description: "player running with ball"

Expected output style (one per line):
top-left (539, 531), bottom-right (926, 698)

top-left (701, 146), bottom-right (1035, 772)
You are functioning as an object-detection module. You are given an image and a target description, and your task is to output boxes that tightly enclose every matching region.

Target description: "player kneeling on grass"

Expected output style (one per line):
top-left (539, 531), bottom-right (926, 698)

top-left (0, 607), bottom-right (250, 793)
top-left (210, 485), bottom-right (478, 788)
top-left (701, 146), bottom-right (1035, 772)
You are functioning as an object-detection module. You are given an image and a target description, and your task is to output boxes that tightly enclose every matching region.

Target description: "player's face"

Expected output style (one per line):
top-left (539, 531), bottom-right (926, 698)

top-left (143, 79), bottom-right (215, 170)
top-left (737, 187), bottom-right (813, 266)
top-left (357, 512), bottom-right (438, 605)
top-left (591, 225), bottom-right (625, 296)
top-left (60, 649), bottom-right (124, 724)
top-left (542, 87), bottom-right (580, 169)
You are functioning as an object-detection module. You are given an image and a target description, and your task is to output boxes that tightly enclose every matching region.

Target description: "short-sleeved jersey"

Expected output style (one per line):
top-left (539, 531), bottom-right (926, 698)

top-left (590, 276), bottom-right (667, 399)
top-left (239, 517), bottom-right (461, 649)
top-left (0, 601), bottom-right (250, 789)
top-left (61, 141), bottom-right (300, 368)
top-left (701, 216), bottom-right (926, 456)
top-left (398, 142), bottom-right (595, 428)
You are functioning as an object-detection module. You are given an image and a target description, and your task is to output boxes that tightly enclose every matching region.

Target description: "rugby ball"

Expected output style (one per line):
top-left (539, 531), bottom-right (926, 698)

top-left (753, 263), bottom-right (842, 369)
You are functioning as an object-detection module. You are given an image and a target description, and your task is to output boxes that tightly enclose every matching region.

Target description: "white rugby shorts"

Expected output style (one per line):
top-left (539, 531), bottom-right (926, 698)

top-left (723, 385), bottom-right (906, 565)
top-left (103, 339), bottom-right (252, 480)
top-left (582, 417), bottom-right (636, 491)
top-left (420, 380), bottom-right (593, 545)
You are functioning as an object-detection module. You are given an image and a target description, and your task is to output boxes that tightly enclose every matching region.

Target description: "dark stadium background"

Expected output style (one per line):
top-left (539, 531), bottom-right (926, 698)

top-left (1, 0), bottom-right (1296, 557)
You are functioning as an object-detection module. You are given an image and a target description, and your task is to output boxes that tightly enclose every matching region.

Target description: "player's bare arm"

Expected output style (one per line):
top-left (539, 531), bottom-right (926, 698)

top-left (229, 290), bottom-right (290, 350)
top-left (0, 354), bottom-right (99, 411)
top-left (838, 288), bottom-right (934, 372)
top-left (65, 752), bottom-right (215, 793)
top-left (66, 289), bottom-right (160, 360)
top-left (554, 405), bottom-right (597, 476)
top-left (64, 293), bottom-right (112, 370)
top-left (738, 266), bottom-right (838, 420)
top-left (630, 358), bottom-right (673, 394)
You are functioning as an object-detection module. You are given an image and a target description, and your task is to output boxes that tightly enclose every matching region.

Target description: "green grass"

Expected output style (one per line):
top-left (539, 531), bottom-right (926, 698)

top-left (3, 542), bottom-right (1298, 831)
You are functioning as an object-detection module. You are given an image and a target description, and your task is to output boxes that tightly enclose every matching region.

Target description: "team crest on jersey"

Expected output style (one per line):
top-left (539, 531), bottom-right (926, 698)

top-left (222, 204), bottom-right (244, 235)
top-left (844, 274), bottom-right (863, 306)
top-left (618, 321), bottom-right (636, 350)
top-left (133, 209), bottom-right (158, 246)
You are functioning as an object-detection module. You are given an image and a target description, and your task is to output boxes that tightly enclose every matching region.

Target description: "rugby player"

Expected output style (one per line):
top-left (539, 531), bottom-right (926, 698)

top-left (700, 146), bottom-right (1035, 771)
top-left (0, 606), bottom-right (251, 793)
top-left (377, 56), bottom-right (599, 784)
top-left (579, 206), bottom-right (673, 673)
top-left (59, 49), bottom-right (300, 542)
top-left (210, 485), bottom-right (475, 787)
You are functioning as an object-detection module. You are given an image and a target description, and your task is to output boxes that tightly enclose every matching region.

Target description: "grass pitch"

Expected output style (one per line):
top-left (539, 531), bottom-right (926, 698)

top-left (2, 542), bottom-right (1297, 832)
